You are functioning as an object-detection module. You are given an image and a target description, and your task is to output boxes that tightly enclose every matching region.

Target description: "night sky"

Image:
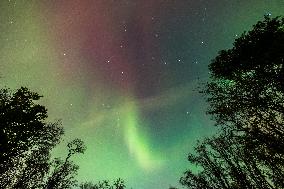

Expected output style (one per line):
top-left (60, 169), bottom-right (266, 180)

top-left (0, 0), bottom-right (283, 188)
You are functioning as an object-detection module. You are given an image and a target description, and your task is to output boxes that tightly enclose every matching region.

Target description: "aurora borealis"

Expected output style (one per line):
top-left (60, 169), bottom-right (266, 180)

top-left (0, 0), bottom-right (283, 188)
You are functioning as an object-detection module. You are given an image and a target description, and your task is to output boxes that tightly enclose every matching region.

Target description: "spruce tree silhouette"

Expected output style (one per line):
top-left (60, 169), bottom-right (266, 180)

top-left (180, 16), bottom-right (284, 189)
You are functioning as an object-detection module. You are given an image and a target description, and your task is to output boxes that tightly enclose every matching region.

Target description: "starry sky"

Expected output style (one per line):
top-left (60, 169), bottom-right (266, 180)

top-left (0, 0), bottom-right (283, 188)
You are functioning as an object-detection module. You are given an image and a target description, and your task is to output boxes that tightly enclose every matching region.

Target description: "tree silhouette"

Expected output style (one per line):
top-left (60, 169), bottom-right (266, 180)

top-left (206, 15), bottom-right (284, 152)
top-left (0, 87), bottom-right (86, 188)
top-left (181, 16), bottom-right (284, 189)
top-left (80, 178), bottom-right (126, 189)
top-left (45, 139), bottom-right (86, 189)
top-left (181, 131), bottom-right (278, 189)
top-left (0, 87), bottom-right (128, 189)
top-left (0, 87), bottom-right (56, 163)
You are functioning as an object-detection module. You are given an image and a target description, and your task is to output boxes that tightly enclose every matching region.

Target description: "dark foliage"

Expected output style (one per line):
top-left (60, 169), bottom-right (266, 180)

top-left (181, 16), bottom-right (284, 189)
top-left (0, 87), bottom-right (86, 188)
top-left (80, 178), bottom-right (126, 189)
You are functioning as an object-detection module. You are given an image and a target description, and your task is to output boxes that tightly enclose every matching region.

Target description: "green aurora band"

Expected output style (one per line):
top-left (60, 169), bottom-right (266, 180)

top-left (0, 0), bottom-right (283, 188)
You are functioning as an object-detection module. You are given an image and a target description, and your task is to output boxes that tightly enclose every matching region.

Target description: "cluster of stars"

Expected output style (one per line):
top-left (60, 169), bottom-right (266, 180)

top-left (54, 10), bottom-right (207, 83)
